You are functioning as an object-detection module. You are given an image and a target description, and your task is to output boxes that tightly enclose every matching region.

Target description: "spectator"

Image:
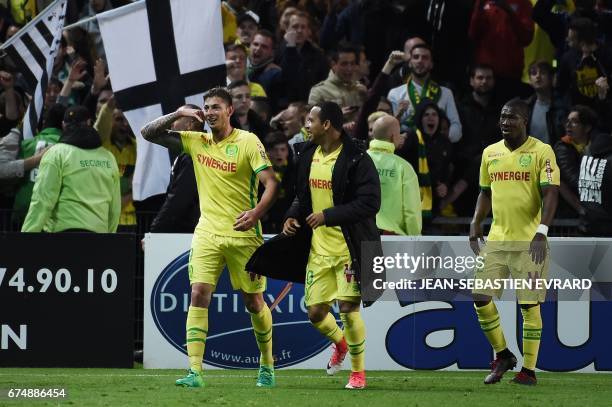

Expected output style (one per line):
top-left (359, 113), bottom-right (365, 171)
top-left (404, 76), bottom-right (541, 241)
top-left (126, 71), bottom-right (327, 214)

top-left (554, 105), bottom-right (601, 216)
top-left (556, 17), bottom-right (612, 129)
top-left (260, 131), bottom-right (296, 233)
top-left (236, 11), bottom-right (260, 46)
top-left (368, 115), bottom-right (421, 235)
top-left (95, 97), bottom-right (136, 232)
top-left (225, 43), bottom-right (267, 98)
top-left (387, 44), bottom-right (462, 142)
top-left (21, 105), bottom-right (120, 233)
top-left (525, 61), bottom-right (565, 145)
top-left (308, 43), bottom-right (366, 123)
top-left (222, 0), bottom-right (251, 44)
top-left (278, 11), bottom-right (329, 103)
top-left (149, 104), bottom-right (202, 234)
top-left (270, 101), bottom-right (308, 151)
top-left (469, 0), bottom-right (534, 100)
top-left (446, 64), bottom-right (501, 216)
top-left (247, 0), bottom-right (278, 33)
top-left (79, 0), bottom-right (113, 60)
top-left (0, 70), bottom-right (25, 137)
top-left (12, 104), bottom-right (66, 224)
top-left (578, 132), bottom-right (612, 236)
top-left (388, 36), bottom-right (426, 89)
top-left (0, 127), bottom-right (47, 181)
top-left (355, 46), bottom-right (371, 87)
top-left (228, 79), bottom-right (271, 139)
top-left (396, 100), bottom-right (453, 222)
top-left (248, 29), bottom-right (291, 112)
top-left (250, 96), bottom-right (271, 122)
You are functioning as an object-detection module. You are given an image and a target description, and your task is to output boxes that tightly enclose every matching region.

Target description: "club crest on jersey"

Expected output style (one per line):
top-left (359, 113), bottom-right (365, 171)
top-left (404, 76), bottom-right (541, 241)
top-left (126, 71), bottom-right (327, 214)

top-left (225, 144), bottom-right (238, 157)
top-left (519, 154), bottom-right (532, 167)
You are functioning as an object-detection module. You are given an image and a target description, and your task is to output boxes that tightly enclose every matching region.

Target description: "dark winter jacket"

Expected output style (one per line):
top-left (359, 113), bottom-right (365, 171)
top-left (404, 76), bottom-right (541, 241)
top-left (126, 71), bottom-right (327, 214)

top-left (246, 134), bottom-right (384, 305)
top-left (149, 154), bottom-right (199, 233)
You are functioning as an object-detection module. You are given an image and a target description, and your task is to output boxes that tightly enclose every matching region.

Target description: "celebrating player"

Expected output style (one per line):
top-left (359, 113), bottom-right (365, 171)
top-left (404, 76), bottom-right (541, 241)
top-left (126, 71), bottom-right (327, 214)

top-left (283, 102), bottom-right (381, 389)
top-left (141, 89), bottom-right (278, 388)
top-left (469, 99), bottom-right (559, 385)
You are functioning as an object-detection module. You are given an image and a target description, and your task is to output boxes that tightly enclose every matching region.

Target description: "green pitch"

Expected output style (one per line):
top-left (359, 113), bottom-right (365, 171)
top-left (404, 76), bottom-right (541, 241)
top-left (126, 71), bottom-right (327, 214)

top-left (0, 368), bottom-right (610, 406)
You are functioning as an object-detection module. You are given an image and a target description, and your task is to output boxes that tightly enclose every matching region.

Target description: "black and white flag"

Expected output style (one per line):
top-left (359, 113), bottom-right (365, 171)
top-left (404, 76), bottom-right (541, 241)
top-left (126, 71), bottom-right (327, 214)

top-left (1, 0), bottom-right (67, 140)
top-left (98, 0), bottom-right (226, 201)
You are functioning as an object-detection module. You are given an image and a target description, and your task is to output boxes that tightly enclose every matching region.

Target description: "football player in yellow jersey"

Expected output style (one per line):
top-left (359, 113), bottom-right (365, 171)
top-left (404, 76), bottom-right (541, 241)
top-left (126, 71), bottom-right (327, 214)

top-left (283, 102), bottom-right (381, 389)
top-left (469, 99), bottom-right (559, 386)
top-left (141, 88), bottom-right (278, 388)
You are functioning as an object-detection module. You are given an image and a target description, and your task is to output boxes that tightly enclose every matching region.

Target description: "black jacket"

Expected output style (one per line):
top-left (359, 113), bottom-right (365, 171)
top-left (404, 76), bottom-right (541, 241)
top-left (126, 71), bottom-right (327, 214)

top-left (149, 154), bottom-right (199, 233)
top-left (247, 135), bottom-right (384, 305)
top-left (578, 133), bottom-right (612, 236)
top-left (554, 135), bottom-right (584, 191)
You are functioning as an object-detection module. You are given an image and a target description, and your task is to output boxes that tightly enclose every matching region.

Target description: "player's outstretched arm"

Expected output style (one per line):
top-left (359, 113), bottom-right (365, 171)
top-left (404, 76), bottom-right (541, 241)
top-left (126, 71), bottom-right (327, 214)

top-left (141, 107), bottom-right (203, 154)
top-left (469, 189), bottom-right (492, 255)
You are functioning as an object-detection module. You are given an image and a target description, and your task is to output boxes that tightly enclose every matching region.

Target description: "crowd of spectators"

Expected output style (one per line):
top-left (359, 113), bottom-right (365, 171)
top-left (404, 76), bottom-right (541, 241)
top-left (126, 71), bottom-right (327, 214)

top-left (1, 0), bottom-right (611, 236)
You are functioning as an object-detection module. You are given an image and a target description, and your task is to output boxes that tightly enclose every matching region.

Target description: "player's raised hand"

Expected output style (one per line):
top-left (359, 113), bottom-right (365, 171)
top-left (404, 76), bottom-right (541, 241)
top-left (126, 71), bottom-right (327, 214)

top-left (282, 217), bottom-right (301, 236)
top-left (176, 106), bottom-right (204, 122)
top-left (529, 233), bottom-right (547, 265)
top-left (233, 209), bottom-right (259, 231)
top-left (469, 222), bottom-right (484, 256)
top-left (306, 212), bottom-right (325, 229)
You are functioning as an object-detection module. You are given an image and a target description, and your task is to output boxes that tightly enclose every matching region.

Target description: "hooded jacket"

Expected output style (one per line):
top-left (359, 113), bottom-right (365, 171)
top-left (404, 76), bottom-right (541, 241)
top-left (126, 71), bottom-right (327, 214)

top-left (21, 124), bottom-right (120, 233)
top-left (247, 134), bottom-right (384, 306)
top-left (578, 133), bottom-right (612, 236)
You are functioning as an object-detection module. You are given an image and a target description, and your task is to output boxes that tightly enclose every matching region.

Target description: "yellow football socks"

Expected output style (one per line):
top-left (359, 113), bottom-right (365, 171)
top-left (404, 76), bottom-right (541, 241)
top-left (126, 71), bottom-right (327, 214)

top-left (312, 312), bottom-right (344, 344)
top-left (340, 312), bottom-right (366, 372)
top-left (186, 306), bottom-right (208, 373)
top-left (521, 305), bottom-right (542, 370)
top-left (251, 303), bottom-right (274, 367)
top-left (475, 302), bottom-right (507, 353)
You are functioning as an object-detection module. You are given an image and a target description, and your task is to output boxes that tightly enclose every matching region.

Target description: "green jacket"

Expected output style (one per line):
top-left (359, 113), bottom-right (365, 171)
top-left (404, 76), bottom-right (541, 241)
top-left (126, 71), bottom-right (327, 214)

top-left (22, 143), bottom-right (121, 233)
top-left (367, 139), bottom-right (422, 235)
top-left (13, 127), bottom-right (62, 222)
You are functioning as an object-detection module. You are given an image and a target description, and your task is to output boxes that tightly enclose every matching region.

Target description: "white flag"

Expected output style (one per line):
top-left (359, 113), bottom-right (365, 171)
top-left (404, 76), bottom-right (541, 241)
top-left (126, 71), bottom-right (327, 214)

top-left (1, 0), bottom-right (67, 140)
top-left (97, 0), bottom-right (226, 201)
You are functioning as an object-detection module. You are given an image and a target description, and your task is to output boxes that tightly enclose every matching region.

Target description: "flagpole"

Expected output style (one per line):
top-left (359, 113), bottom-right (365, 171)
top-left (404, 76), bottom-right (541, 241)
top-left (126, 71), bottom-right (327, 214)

top-left (0, 0), bottom-right (62, 49)
top-left (63, 0), bottom-right (144, 31)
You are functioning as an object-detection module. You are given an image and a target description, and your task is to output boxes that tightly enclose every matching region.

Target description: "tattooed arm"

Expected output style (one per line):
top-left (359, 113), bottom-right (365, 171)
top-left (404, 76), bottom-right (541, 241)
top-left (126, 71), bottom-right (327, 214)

top-left (140, 107), bottom-right (204, 154)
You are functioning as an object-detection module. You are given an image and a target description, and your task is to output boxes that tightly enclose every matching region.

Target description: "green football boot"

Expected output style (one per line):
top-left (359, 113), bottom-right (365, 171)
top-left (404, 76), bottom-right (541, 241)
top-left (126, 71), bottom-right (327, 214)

top-left (256, 365), bottom-right (275, 388)
top-left (175, 369), bottom-right (204, 387)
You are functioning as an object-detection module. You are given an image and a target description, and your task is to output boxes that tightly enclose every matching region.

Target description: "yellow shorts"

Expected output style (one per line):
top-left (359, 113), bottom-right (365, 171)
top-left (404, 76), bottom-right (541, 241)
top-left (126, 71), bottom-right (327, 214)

top-left (304, 251), bottom-right (361, 307)
top-left (188, 231), bottom-right (265, 293)
top-left (472, 247), bottom-right (550, 304)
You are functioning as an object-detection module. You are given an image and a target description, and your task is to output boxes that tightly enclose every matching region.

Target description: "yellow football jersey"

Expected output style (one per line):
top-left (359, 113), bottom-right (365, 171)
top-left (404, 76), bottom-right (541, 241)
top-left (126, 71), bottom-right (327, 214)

top-left (480, 136), bottom-right (560, 243)
top-left (180, 128), bottom-right (271, 237)
top-left (309, 145), bottom-right (350, 256)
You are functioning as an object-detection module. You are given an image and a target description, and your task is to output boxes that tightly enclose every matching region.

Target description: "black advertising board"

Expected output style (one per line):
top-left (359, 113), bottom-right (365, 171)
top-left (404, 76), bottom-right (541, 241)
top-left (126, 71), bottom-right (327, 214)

top-left (0, 233), bottom-right (136, 367)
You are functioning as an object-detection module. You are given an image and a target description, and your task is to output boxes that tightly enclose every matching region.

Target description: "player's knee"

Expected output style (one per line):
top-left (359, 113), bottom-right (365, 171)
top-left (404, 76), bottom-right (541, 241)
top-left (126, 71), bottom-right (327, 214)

top-left (307, 307), bottom-right (327, 324)
top-left (243, 294), bottom-right (264, 313)
top-left (190, 284), bottom-right (212, 308)
top-left (338, 301), bottom-right (359, 314)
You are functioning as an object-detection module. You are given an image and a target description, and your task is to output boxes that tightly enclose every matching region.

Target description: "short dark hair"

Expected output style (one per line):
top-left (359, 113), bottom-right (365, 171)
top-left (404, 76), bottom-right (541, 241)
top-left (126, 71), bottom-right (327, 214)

top-left (203, 87), bottom-right (233, 106)
top-left (264, 131), bottom-right (289, 149)
top-left (503, 98), bottom-right (530, 121)
top-left (44, 103), bottom-right (67, 129)
top-left (410, 43), bottom-right (433, 56)
top-left (63, 105), bottom-right (90, 125)
top-left (330, 42), bottom-right (359, 63)
top-left (569, 17), bottom-right (597, 45)
top-left (48, 76), bottom-right (63, 89)
top-left (570, 105), bottom-right (598, 129)
top-left (225, 43), bottom-right (248, 54)
top-left (227, 80), bottom-right (250, 91)
top-left (528, 60), bottom-right (554, 77)
top-left (253, 29), bottom-right (275, 46)
top-left (469, 63), bottom-right (494, 78)
top-left (315, 101), bottom-right (343, 132)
